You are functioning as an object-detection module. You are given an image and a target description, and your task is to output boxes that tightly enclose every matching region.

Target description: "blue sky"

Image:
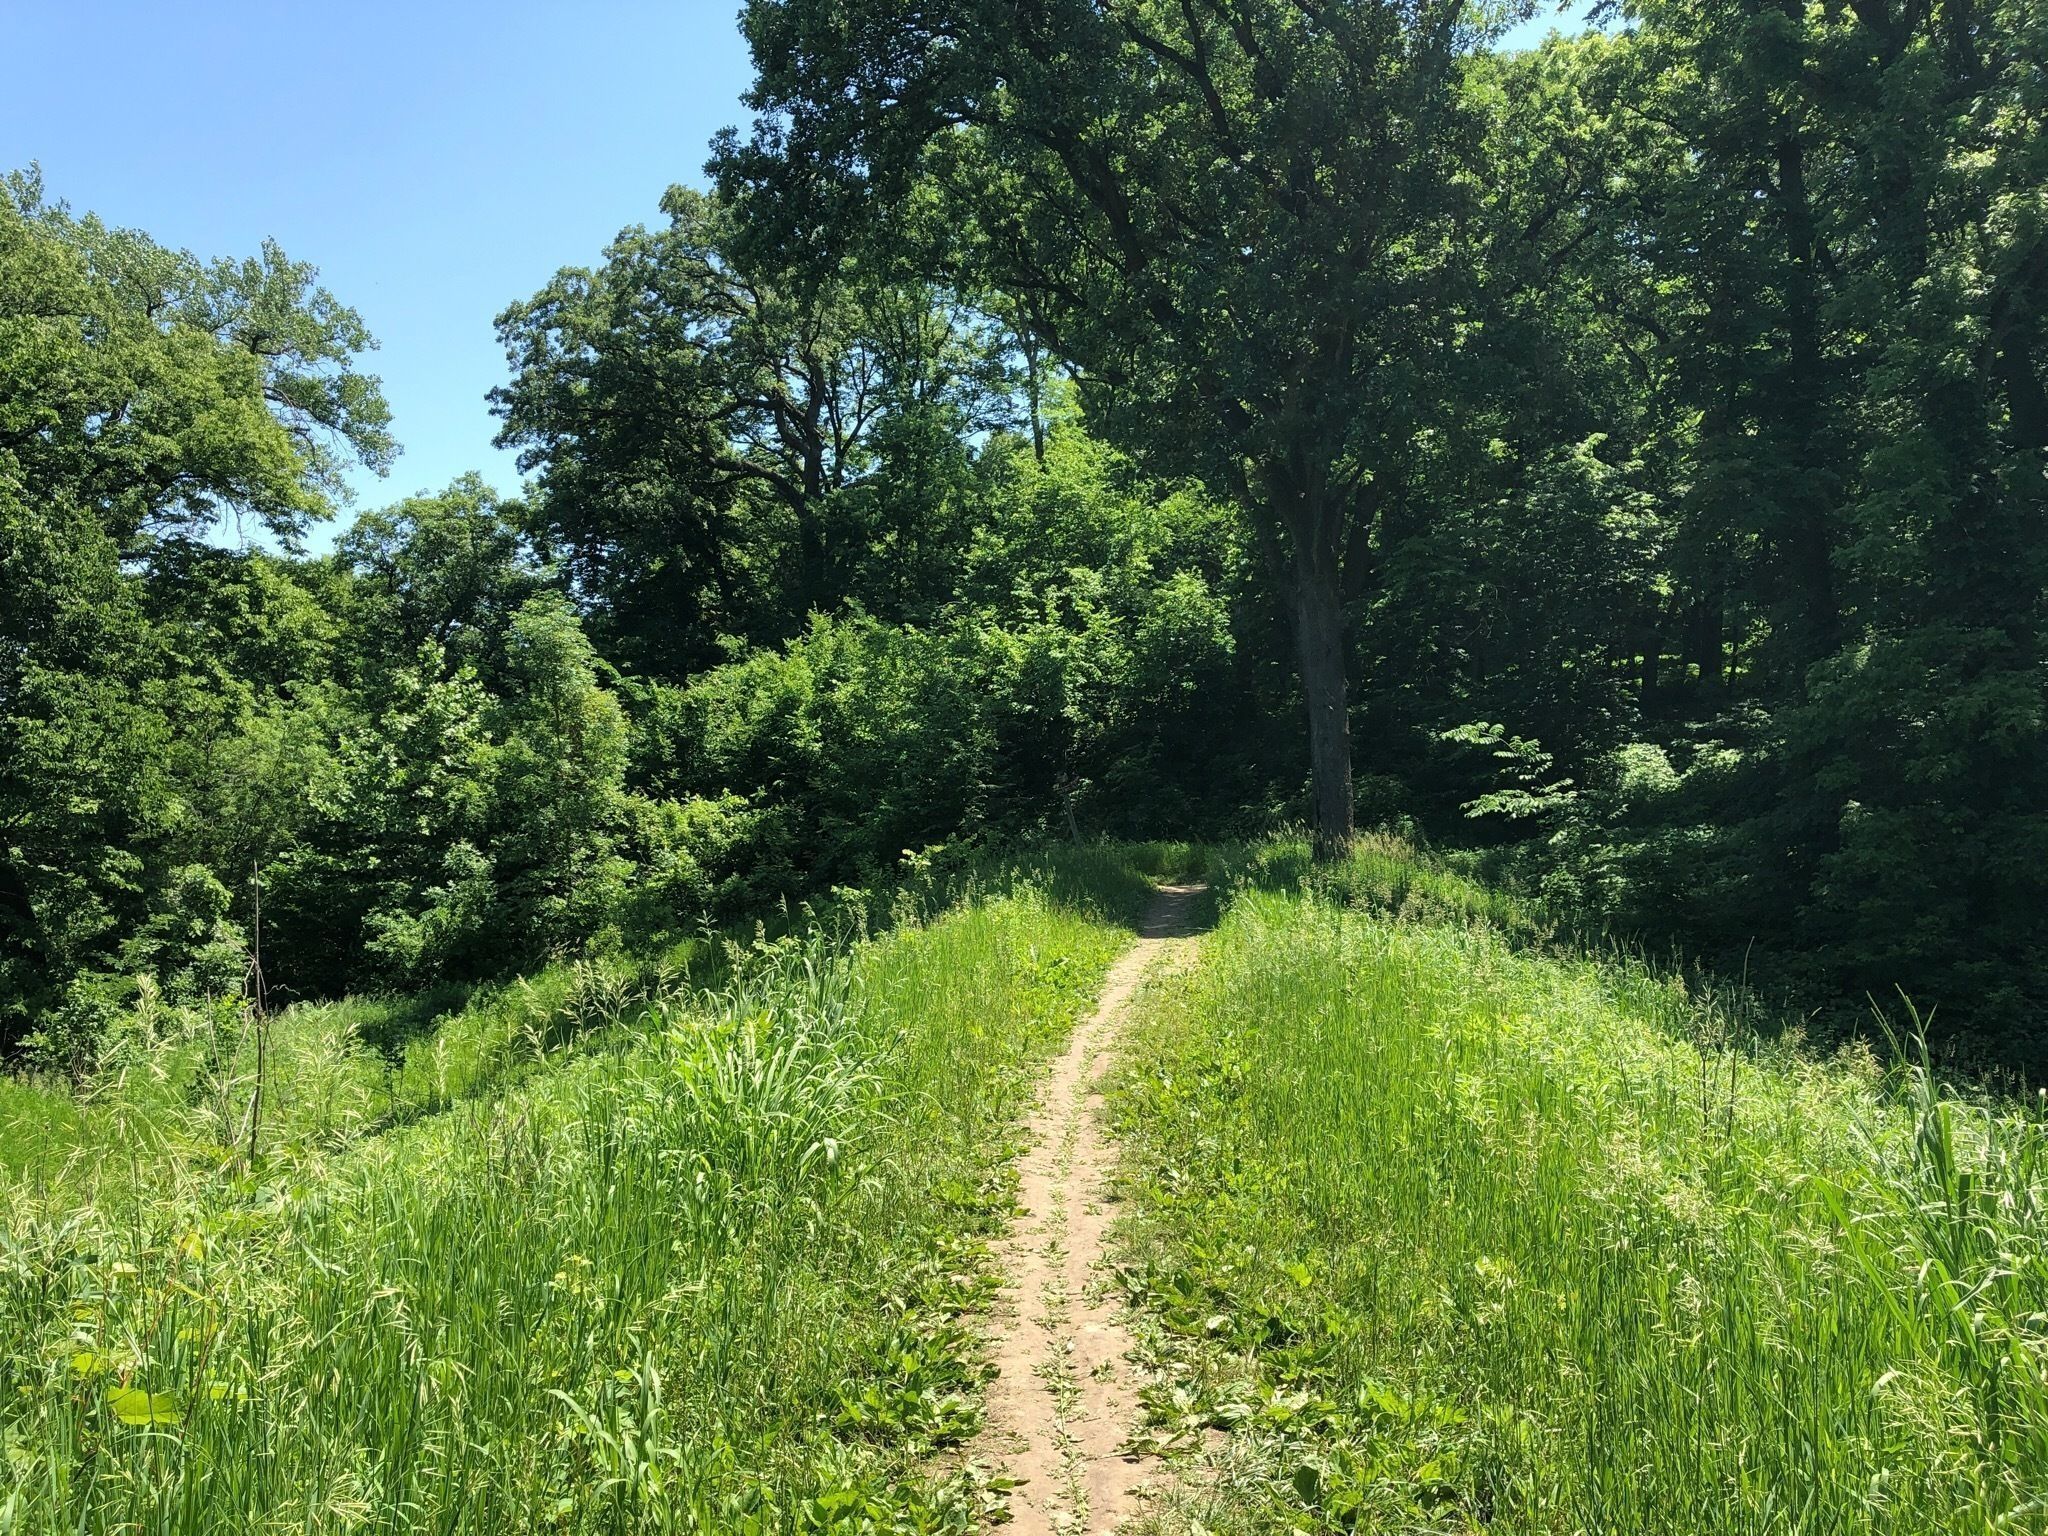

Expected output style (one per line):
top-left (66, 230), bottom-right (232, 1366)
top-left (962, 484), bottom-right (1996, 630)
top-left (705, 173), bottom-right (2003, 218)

top-left (3, 1), bottom-right (755, 546)
top-left (3, 2), bottom-right (1589, 550)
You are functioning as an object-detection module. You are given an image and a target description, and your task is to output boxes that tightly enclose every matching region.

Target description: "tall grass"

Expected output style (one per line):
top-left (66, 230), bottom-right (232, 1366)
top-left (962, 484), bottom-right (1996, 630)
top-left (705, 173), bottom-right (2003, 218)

top-left (0, 837), bottom-right (1161, 1209)
top-left (1113, 869), bottom-right (2048, 1534)
top-left (0, 957), bottom-right (686, 1204)
top-left (1212, 828), bottom-right (1544, 937)
top-left (0, 863), bottom-right (1131, 1531)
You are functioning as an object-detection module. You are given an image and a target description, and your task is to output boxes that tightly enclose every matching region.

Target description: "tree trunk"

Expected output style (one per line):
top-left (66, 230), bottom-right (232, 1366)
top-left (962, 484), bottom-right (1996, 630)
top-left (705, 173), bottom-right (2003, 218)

top-left (1249, 461), bottom-right (1356, 863)
top-left (1017, 308), bottom-right (1047, 466)
top-left (1688, 589), bottom-right (1725, 699)
top-left (1291, 558), bottom-right (1354, 859)
top-left (1772, 132), bottom-right (1840, 684)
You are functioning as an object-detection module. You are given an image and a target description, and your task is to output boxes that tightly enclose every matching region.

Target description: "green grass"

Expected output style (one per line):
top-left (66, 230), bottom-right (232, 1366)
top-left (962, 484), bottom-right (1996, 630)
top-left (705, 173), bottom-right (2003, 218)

top-left (1216, 829), bottom-right (1544, 938)
top-left (0, 958), bottom-right (683, 1201)
top-left (1111, 853), bottom-right (2048, 1534)
top-left (23, 831), bottom-right (2027, 1533)
top-left (0, 838), bottom-right (1160, 1208)
top-left (1113, 841), bottom-right (1213, 887)
top-left (0, 852), bottom-right (1140, 1532)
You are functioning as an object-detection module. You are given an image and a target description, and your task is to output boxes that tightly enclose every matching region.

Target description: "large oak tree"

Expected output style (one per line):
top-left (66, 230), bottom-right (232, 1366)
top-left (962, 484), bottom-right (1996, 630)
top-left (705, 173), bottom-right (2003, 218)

top-left (720, 0), bottom-right (1509, 853)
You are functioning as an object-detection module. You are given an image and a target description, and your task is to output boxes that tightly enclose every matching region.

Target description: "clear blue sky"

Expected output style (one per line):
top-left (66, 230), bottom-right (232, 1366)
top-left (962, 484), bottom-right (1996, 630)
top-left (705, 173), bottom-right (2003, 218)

top-left (3, 1), bottom-right (1588, 550)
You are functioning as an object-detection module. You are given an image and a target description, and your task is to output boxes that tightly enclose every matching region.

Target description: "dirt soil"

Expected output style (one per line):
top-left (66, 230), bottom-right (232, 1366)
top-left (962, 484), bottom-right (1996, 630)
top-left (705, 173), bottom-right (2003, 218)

top-left (974, 883), bottom-right (1208, 1533)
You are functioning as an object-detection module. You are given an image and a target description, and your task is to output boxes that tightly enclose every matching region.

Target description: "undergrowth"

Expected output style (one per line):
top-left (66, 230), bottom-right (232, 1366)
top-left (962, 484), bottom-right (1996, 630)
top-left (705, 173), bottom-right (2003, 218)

top-left (0, 839), bottom-right (1158, 1203)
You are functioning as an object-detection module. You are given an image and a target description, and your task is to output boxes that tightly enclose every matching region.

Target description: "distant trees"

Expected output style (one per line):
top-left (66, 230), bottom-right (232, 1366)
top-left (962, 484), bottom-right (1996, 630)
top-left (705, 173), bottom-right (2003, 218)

top-left (632, 421), bottom-right (1263, 889)
top-left (491, 185), bottom-right (1016, 672)
top-left (0, 169), bottom-right (391, 1047)
top-left (0, 169), bottom-right (392, 550)
top-left (715, 0), bottom-right (2048, 1058)
top-left (2, 165), bottom-right (1271, 1060)
top-left (1556, 1), bottom-right (2048, 1048)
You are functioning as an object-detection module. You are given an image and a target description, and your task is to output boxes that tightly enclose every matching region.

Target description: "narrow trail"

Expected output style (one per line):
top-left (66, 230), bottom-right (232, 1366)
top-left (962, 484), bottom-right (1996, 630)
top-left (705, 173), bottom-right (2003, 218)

top-left (977, 883), bottom-right (1209, 1534)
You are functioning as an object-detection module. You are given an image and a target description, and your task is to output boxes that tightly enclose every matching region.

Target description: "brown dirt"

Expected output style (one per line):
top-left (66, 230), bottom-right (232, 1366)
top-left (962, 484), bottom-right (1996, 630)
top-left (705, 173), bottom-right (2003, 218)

top-left (974, 884), bottom-right (1208, 1533)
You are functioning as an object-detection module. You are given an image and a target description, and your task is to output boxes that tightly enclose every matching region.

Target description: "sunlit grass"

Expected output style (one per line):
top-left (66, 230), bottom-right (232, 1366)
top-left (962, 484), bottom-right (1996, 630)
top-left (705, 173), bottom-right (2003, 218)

top-left (1114, 860), bottom-right (2048, 1534)
top-left (1213, 828), bottom-right (1544, 937)
top-left (0, 852), bottom-right (1137, 1532)
top-left (0, 839), bottom-right (1162, 1204)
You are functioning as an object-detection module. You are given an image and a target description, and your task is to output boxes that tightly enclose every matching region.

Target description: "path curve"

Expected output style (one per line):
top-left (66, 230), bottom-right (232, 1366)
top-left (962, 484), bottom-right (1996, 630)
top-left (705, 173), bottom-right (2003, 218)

top-left (976, 883), bottom-right (1208, 1533)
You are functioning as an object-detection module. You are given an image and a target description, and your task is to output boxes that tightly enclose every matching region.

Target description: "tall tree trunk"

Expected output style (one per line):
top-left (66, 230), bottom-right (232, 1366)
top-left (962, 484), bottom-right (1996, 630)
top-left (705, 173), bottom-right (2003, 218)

top-left (1773, 132), bottom-right (1840, 685)
top-left (1247, 460), bottom-right (1356, 862)
top-left (792, 356), bottom-right (831, 616)
top-left (1291, 556), bottom-right (1354, 859)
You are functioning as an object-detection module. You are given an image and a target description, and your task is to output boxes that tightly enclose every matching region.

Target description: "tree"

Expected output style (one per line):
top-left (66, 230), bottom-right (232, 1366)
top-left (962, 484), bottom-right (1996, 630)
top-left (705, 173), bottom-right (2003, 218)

top-left (493, 185), bottom-right (1013, 673)
top-left (487, 593), bottom-right (634, 953)
top-left (0, 169), bottom-right (392, 1042)
top-left (0, 167), bottom-right (392, 552)
top-left (337, 473), bottom-right (540, 686)
top-left (1579, 1), bottom-right (2048, 1048)
top-left (721, 0), bottom-right (1511, 853)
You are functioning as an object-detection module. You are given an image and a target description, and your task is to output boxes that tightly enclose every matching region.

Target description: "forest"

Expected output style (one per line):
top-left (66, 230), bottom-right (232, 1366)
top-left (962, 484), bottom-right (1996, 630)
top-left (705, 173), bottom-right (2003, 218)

top-left (4, 1), bottom-right (2048, 1531)
top-left (8, 1), bottom-right (2047, 1072)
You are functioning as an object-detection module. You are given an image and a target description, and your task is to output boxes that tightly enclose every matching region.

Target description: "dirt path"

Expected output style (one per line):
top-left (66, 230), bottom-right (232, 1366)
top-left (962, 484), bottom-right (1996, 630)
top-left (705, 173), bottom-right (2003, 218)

top-left (976, 883), bottom-right (1208, 1534)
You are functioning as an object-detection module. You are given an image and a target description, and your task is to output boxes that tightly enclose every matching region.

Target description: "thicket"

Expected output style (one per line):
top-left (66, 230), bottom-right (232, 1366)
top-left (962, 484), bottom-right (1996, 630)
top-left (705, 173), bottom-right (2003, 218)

top-left (0, 167), bottom-right (1285, 1064)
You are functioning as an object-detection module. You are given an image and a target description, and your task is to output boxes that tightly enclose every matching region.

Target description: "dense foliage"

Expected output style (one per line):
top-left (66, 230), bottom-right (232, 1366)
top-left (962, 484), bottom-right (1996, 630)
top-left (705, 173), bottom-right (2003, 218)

top-left (6, 0), bottom-right (2048, 1066)
top-left (0, 170), bottom-right (1275, 1064)
top-left (728, 0), bottom-right (2048, 1063)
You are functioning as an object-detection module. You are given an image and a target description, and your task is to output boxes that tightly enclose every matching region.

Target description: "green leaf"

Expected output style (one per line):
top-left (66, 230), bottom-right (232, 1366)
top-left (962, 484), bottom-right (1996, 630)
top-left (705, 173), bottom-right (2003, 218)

top-left (1292, 1462), bottom-right (1323, 1505)
top-left (109, 1387), bottom-right (181, 1426)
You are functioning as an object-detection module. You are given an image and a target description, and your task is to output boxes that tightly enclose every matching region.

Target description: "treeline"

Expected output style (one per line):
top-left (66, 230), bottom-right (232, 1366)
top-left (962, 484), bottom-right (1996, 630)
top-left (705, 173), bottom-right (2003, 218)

top-left (6, 0), bottom-right (2048, 1067)
top-left (723, 0), bottom-right (2048, 1064)
top-left (0, 171), bottom-right (1281, 1063)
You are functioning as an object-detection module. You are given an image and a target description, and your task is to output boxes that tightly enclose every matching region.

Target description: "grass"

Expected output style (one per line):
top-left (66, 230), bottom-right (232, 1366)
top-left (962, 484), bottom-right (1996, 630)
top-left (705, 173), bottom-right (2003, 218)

top-left (1111, 845), bottom-right (2048, 1535)
top-left (0, 958), bottom-right (685, 1199)
top-left (0, 848), bottom-right (1143, 1532)
top-left (1215, 829), bottom-right (1544, 938)
top-left (18, 828), bottom-right (2037, 1532)
top-left (0, 839), bottom-right (1161, 1203)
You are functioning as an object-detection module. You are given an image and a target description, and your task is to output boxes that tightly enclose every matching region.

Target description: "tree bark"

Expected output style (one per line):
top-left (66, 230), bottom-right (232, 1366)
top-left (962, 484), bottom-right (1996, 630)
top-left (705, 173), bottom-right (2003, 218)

top-left (1772, 131), bottom-right (1841, 684)
top-left (1243, 458), bottom-right (1357, 863)
top-left (1291, 556), bottom-right (1354, 860)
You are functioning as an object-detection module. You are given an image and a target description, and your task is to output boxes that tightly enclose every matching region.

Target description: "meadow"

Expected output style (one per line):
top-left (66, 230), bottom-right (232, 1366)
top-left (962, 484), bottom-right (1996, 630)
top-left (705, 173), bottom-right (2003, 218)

top-left (5, 833), bottom-right (2047, 1533)
top-left (1112, 841), bottom-right (2048, 1534)
top-left (0, 848), bottom-right (1149, 1532)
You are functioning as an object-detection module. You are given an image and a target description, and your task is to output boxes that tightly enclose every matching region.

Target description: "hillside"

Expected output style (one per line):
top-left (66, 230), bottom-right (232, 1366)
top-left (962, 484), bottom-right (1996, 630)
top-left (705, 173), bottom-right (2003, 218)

top-left (1115, 842), bottom-right (2048, 1533)
top-left (4, 840), bottom-right (2045, 1531)
top-left (0, 849), bottom-right (1141, 1529)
